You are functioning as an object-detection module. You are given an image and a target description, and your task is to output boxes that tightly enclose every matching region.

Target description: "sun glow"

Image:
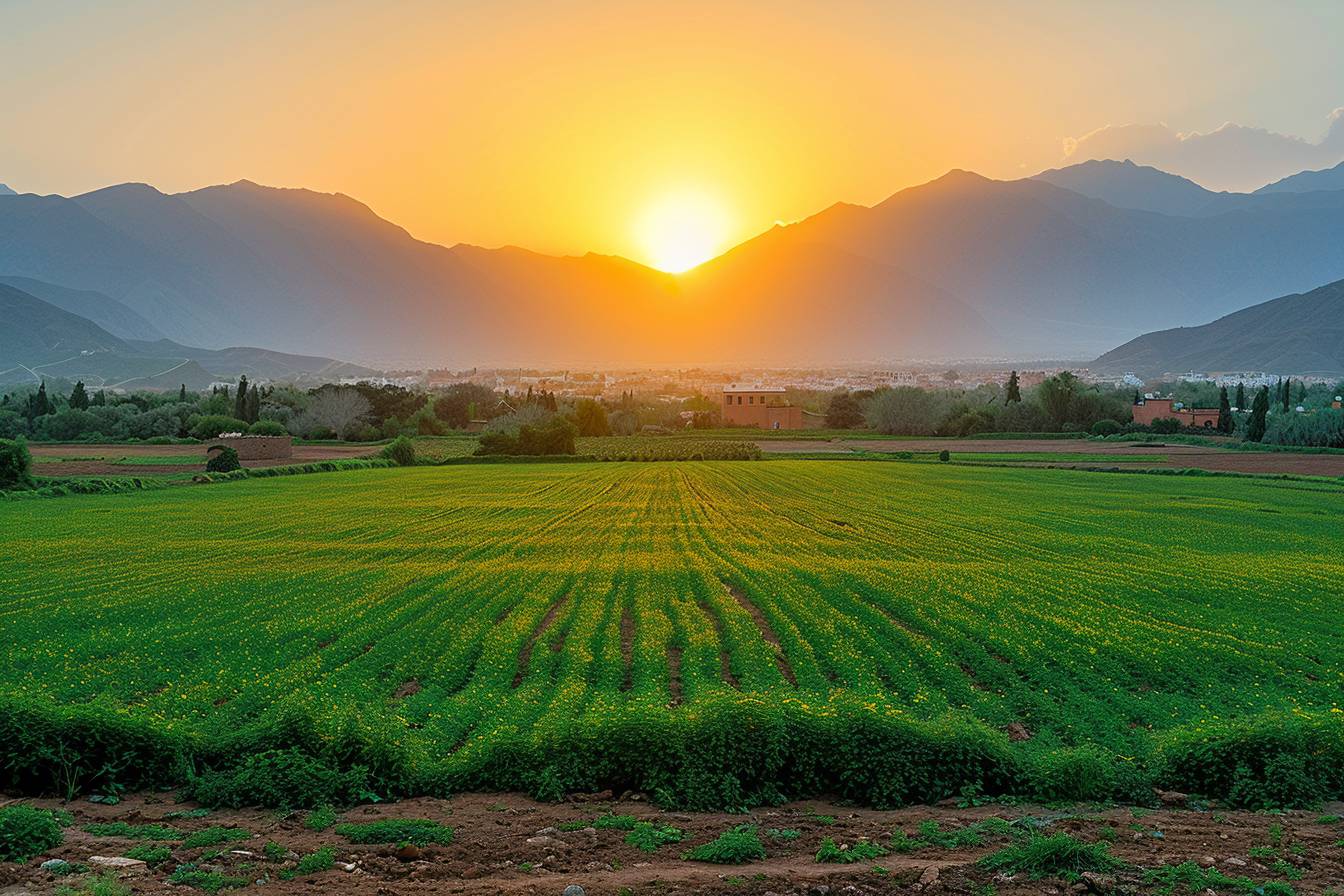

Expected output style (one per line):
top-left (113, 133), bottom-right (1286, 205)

top-left (636, 190), bottom-right (732, 273)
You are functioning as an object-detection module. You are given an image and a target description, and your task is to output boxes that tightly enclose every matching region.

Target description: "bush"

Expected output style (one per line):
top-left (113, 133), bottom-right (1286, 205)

top-left (334, 819), bottom-right (453, 846)
top-left (1090, 419), bottom-right (1122, 436)
top-left (0, 437), bottom-right (34, 490)
top-left (625, 821), bottom-right (683, 852)
top-left (476, 416), bottom-right (577, 456)
top-left (185, 748), bottom-right (374, 810)
top-left (304, 805), bottom-right (338, 831)
top-left (124, 844), bottom-right (173, 865)
top-left (0, 804), bottom-right (63, 861)
top-left (188, 415), bottom-right (249, 441)
top-left (978, 833), bottom-right (1124, 879)
top-left (815, 837), bottom-right (887, 863)
top-left (1150, 418), bottom-right (1181, 435)
top-left (205, 446), bottom-right (241, 473)
top-left (682, 824), bottom-right (766, 864)
top-left (382, 435), bottom-right (416, 467)
top-left (247, 420), bottom-right (287, 436)
top-left (938, 449), bottom-right (950, 462)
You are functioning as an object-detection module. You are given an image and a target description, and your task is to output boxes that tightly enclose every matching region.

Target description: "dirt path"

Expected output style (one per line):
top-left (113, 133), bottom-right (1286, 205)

top-left (760, 437), bottom-right (1344, 477)
top-left (5, 791), bottom-right (1343, 895)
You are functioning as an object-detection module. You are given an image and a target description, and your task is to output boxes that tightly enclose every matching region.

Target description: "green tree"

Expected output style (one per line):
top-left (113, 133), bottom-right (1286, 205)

top-left (572, 399), bottom-right (610, 436)
top-left (1281, 378), bottom-right (1291, 412)
top-left (69, 381), bottom-right (89, 410)
top-left (234, 376), bottom-right (249, 421)
top-left (1216, 385), bottom-right (1233, 434)
top-left (1234, 382), bottom-right (1245, 410)
top-left (1005, 371), bottom-right (1022, 404)
top-left (1246, 386), bottom-right (1270, 442)
top-left (26, 382), bottom-right (54, 419)
top-left (0, 437), bottom-right (35, 490)
top-left (244, 384), bottom-right (260, 424)
top-left (1037, 372), bottom-right (1082, 430)
top-left (824, 391), bottom-right (864, 428)
top-left (179, 384), bottom-right (188, 403)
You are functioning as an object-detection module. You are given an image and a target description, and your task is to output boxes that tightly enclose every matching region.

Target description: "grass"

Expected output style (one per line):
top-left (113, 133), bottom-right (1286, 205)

top-left (55, 872), bottom-right (131, 896)
top-left (978, 833), bottom-right (1125, 880)
top-left (167, 865), bottom-right (248, 892)
top-left (334, 819), bottom-right (453, 846)
top-left (2, 462), bottom-right (1342, 808)
top-left (1144, 861), bottom-right (1299, 895)
top-left (181, 827), bottom-right (249, 849)
top-left (683, 825), bottom-right (767, 864)
top-left (815, 837), bottom-right (888, 863)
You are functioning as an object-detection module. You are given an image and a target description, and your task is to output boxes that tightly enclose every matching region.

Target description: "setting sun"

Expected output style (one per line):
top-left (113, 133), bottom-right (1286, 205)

top-left (636, 190), bottom-right (732, 273)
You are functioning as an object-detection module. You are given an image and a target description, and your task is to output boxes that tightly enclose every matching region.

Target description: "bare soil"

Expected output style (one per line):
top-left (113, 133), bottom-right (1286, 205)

top-left (760, 437), bottom-right (1344, 478)
top-left (28, 442), bottom-right (378, 478)
top-left (5, 791), bottom-right (1343, 895)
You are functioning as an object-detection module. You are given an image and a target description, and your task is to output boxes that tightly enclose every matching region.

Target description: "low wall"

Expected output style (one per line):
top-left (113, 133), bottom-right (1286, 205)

top-left (208, 435), bottom-right (294, 461)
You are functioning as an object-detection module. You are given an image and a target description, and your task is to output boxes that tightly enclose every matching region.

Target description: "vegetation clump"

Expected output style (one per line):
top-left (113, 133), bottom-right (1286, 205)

top-left (204, 446), bottom-right (241, 473)
top-left (382, 435), bottom-right (416, 466)
top-left (167, 864), bottom-right (248, 892)
top-left (83, 822), bottom-right (182, 840)
top-left (0, 804), bottom-right (63, 862)
top-left (682, 825), bottom-right (767, 864)
top-left (0, 437), bottom-right (34, 490)
top-left (181, 826), bottom-right (250, 849)
top-left (624, 821), bottom-right (683, 851)
top-left (815, 837), bottom-right (888, 863)
top-left (334, 818), bottom-right (454, 846)
top-left (978, 833), bottom-right (1124, 880)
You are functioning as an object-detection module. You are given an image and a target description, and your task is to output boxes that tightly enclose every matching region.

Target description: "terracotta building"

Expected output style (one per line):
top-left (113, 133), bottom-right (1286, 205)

top-left (722, 384), bottom-right (803, 429)
top-left (1131, 396), bottom-right (1220, 429)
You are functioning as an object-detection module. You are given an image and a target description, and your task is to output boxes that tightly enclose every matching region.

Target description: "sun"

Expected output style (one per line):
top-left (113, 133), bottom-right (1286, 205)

top-left (636, 189), bottom-right (731, 273)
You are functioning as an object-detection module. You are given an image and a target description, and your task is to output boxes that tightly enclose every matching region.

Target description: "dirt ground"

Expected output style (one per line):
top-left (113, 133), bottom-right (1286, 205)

top-left (760, 437), bottom-right (1344, 478)
top-left (5, 791), bottom-right (1343, 895)
top-left (28, 443), bottom-right (378, 477)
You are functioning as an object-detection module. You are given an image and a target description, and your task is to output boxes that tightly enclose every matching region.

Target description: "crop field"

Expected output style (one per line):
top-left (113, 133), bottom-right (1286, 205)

top-left (2, 461), bottom-right (1343, 810)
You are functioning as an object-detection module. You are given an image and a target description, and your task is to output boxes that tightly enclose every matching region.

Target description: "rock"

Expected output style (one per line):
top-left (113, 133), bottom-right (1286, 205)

top-left (1080, 872), bottom-right (1115, 892)
top-left (583, 861), bottom-right (612, 872)
top-left (40, 859), bottom-right (70, 872)
top-left (917, 865), bottom-right (940, 888)
top-left (1155, 789), bottom-right (1189, 807)
top-left (395, 844), bottom-right (421, 861)
top-left (88, 856), bottom-right (146, 869)
top-left (527, 835), bottom-right (557, 846)
top-left (563, 887), bottom-right (587, 896)
top-left (535, 826), bottom-right (559, 836)
top-left (1005, 721), bottom-right (1033, 742)
top-left (460, 865), bottom-right (487, 879)
top-left (1200, 856), bottom-right (1216, 866)
top-left (1224, 857), bottom-right (1247, 867)
top-left (338, 863), bottom-right (357, 872)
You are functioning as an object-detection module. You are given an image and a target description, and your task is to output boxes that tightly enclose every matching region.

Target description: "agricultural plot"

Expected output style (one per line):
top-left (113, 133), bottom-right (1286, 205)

top-left (1, 461), bottom-right (1342, 810)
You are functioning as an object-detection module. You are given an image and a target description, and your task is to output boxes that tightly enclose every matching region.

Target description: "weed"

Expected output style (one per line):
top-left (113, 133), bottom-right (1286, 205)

top-left (624, 821), bottom-right (682, 852)
top-left (766, 828), bottom-right (801, 841)
top-left (124, 844), bottom-right (172, 865)
top-left (593, 813), bottom-right (638, 830)
top-left (84, 822), bottom-right (181, 840)
top-left (683, 825), bottom-right (767, 864)
top-left (182, 827), bottom-right (249, 849)
top-left (55, 871), bottom-right (131, 896)
top-left (0, 805), bottom-right (64, 862)
top-left (978, 833), bottom-right (1124, 880)
top-left (334, 819), bottom-right (453, 846)
top-left (304, 805), bottom-right (338, 831)
top-left (815, 837), bottom-right (888, 863)
top-left (280, 846), bottom-right (335, 879)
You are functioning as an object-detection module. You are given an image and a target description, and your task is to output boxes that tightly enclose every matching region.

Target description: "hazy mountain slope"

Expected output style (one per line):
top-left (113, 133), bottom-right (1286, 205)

top-left (784, 170), bottom-right (1344, 355)
top-left (1032, 159), bottom-right (1229, 216)
top-left (0, 282), bottom-right (132, 370)
top-left (1092, 279), bottom-right (1344, 377)
top-left (123, 339), bottom-right (376, 381)
top-left (0, 275), bottom-right (165, 341)
top-left (0, 185), bottom-right (15, 196)
top-left (1255, 161), bottom-right (1344, 194)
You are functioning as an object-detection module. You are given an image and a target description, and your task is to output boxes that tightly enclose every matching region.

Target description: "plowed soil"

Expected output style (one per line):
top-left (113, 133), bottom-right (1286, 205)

top-left (5, 791), bottom-right (1342, 895)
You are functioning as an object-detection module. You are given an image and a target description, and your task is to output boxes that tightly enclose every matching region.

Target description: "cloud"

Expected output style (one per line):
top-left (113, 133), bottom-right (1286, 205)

top-left (1061, 108), bottom-right (1344, 192)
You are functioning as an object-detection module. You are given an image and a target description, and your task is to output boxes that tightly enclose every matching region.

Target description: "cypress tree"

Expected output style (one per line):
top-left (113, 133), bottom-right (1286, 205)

top-left (92, 389), bottom-right (106, 407)
top-left (28, 382), bottom-right (53, 419)
top-left (1234, 382), bottom-right (1245, 410)
top-left (69, 381), bottom-right (89, 410)
top-left (1005, 371), bottom-right (1021, 404)
top-left (245, 383), bottom-right (260, 423)
top-left (179, 384), bottom-right (188, 403)
top-left (1216, 385), bottom-right (1233, 434)
top-left (1281, 378), bottom-right (1291, 412)
top-left (234, 376), bottom-right (249, 420)
top-left (1247, 387), bottom-right (1270, 442)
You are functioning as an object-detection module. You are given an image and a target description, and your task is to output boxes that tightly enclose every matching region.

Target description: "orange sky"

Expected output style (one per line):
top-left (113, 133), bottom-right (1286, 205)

top-left (4, 0), bottom-right (1342, 269)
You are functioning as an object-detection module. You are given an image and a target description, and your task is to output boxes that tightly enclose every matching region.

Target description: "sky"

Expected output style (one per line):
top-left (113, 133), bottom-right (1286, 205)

top-left (3, 0), bottom-right (1343, 270)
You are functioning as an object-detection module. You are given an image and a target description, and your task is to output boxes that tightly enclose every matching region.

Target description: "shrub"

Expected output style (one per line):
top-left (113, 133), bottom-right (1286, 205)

top-left (682, 824), bottom-right (766, 864)
top-left (476, 416), bottom-right (577, 456)
top-left (0, 804), bottom-right (63, 862)
top-left (304, 805), bottom-right (338, 831)
top-left (815, 837), bottom-right (888, 863)
top-left (0, 437), bottom-right (34, 490)
top-left (1090, 419), bottom-right (1122, 436)
top-left (188, 415), bottom-right (249, 441)
top-left (1150, 418), bottom-right (1181, 435)
top-left (204, 446), bottom-right (241, 473)
top-left (382, 435), bottom-right (416, 467)
top-left (185, 748), bottom-right (374, 810)
top-left (84, 822), bottom-right (181, 840)
top-left (181, 826), bottom-right (249, 849)
top-left (167, 864), bottom-right (248, 892)
top-left (334, 819), bottom-right (453, 846)
top-left (938, 449), bottom-right (950, 462)
top-left (978, 833), bottom-right (1124, 880)
top-left (282, 845), bottom-right (335, 878)
top-left (625, 821), bottom-right (683, 852)
top-left (247, 420), bottom-right (287, 436)
top-left (124, 844), bottom-right (173, 865)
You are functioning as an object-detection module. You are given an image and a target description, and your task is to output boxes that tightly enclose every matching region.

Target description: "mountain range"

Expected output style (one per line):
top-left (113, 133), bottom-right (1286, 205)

top-left (1092, 278), bottom-right (1344, 378)
top-left (0, 281), bottom-right (372, 390)
top-left (3, 158), bottom-right (1344, 369)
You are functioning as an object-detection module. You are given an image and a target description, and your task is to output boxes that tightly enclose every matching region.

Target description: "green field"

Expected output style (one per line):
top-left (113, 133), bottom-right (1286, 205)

top-left (2, 461), bottom-right (1342, 809)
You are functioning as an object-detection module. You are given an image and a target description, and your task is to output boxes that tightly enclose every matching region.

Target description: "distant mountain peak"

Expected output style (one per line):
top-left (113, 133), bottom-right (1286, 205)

top-left (1254, 159), bottom-right (1344, 195)
top-left (0, 183), bottom-right (16, 196)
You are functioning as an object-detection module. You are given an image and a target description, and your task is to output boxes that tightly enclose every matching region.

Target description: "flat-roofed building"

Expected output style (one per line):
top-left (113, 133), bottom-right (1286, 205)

top-left (722, 384), bottom-right (803, 429)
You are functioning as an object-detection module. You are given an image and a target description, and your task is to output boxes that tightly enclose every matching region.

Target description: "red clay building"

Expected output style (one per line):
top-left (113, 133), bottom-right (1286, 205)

top-left (1131, 396), bottom-right (1220, 429)
top-left (722, 385), bottom-right (803, 429)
